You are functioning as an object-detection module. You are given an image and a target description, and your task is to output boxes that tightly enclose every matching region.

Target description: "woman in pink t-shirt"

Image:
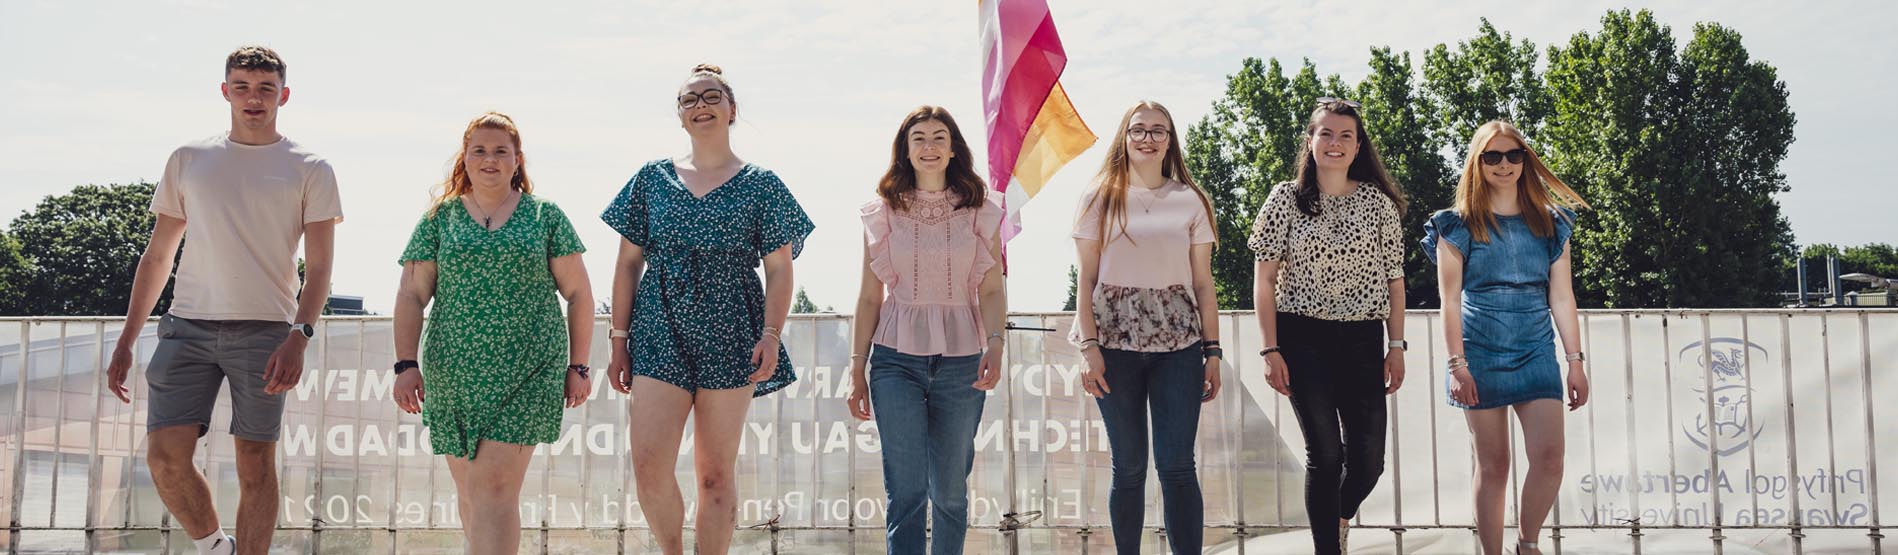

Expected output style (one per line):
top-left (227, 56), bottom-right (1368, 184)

top-left (845, 106), bottom-right (1006, 555)
top-left (1071, 100), bottom-right (1222, 555)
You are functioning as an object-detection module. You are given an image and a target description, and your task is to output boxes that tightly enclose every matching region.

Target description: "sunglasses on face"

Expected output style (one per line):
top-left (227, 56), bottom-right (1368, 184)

top-left (677, 90), bottom-right (726, 109)
top-left (1480, 149), bottom-right (1528, 165)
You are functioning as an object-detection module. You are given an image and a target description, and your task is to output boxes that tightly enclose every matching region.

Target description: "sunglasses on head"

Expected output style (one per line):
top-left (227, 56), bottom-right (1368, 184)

top-left (1316, 96), bottom-right (1361, 110)
top-left (1480, 148), bottom-right (1528, 165)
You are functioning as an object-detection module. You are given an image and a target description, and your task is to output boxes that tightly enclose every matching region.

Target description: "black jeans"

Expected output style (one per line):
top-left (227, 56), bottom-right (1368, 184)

top-left (1096, 344), bottom-right (1205, 555)
top-left (1278, 312), bottom-right (1387, 555)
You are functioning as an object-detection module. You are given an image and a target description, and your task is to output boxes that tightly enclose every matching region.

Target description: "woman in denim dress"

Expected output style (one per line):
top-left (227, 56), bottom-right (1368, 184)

top-left (1423, 120), bottom-right (1592, 555)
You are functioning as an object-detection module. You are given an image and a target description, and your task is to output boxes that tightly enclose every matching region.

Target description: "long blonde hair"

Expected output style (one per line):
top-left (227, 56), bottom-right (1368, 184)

top-left (1084, 100), bottom-right (1218, 245)
top-left (1454, 120), bottom-right (1587, 242)
top-left (429, 112), bottom-right (533, 217)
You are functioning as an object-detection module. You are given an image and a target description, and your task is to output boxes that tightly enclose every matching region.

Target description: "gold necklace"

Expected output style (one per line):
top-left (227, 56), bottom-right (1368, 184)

top-left (1134, 186), bottom-right (1162, 213)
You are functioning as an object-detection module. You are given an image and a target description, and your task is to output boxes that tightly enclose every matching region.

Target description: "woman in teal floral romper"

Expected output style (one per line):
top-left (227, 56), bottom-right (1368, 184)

top-left (604, 65), bottom-right (812, 555)
top-left (391, 112), bottom-right (594, 555)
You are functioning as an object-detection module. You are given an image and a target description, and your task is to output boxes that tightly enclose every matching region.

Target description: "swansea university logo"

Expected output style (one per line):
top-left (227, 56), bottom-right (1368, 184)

top-left (1679, 338), bottom-right (1768, 456)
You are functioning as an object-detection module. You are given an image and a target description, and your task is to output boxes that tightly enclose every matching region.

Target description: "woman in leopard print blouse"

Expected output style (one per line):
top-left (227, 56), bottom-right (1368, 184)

top-left (1247, 97), bottom-right (1408, 555)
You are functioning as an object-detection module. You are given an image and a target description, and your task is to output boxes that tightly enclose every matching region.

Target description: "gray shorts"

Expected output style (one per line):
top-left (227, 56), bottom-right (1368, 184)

top-left (145, 314), bottom-right (290, 442)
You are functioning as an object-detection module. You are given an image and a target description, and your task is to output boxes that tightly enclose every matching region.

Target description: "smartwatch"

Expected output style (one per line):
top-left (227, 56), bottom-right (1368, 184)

top-left (291, 322), bottom-right (315, 339)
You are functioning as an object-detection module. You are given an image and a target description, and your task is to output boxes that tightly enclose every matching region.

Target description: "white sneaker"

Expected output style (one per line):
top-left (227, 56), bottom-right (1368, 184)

top-left (196, 533), bottom-right (235, 555)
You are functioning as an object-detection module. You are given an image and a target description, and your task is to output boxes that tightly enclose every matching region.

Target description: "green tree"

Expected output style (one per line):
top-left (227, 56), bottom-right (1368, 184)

top-left (7, 182), bottom-right (174, 316)
top-left (1063, 265), bottom-right (1078, 311)
top-left (1188, 58), bottom-right (1342, 309)
top-left (1358, 46), bottom-right (1455, 307)
top-left (792, 286), bottom-right (820, 314)
top-left (1421, 19), bottom-right (1553, 157)
top-left (1544, 10), bottom-right (1796, 307)
top-left (0, 231), bottom-right (34, 314)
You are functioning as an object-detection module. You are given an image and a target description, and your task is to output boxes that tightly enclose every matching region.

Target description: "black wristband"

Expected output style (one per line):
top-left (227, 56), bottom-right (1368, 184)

top-left (393, 360), bottom-right (419, 375)
top-left (1202, 347), bottom-right (1224, 359)
top-left (1259, 346), bottom-right (1282, 357)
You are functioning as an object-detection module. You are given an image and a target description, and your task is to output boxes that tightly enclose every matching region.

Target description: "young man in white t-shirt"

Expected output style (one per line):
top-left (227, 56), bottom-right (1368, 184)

top-left (104, 45), bottom-right (342, 555)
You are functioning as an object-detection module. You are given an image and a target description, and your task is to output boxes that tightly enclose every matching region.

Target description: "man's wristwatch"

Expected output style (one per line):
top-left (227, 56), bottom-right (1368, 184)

top-left (1387, 339), bottom-right (1408, 351)
top-left (291, 322), bottom-right (315, 339)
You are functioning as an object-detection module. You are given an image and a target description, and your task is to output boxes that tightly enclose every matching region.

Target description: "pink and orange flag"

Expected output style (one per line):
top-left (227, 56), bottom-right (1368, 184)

top-left (979, 0), bottom-right (1096, 254)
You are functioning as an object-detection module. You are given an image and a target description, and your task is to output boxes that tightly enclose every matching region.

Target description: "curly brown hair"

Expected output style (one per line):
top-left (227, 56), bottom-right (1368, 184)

top-left (225, 45), bottom-right (286, 82)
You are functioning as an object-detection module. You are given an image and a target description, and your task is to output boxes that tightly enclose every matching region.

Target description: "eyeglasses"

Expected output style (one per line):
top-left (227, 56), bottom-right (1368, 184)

top-left (1126, 128), bottom-right (1171, 143)
top-left (1480, 148), bottom-right (1528, 165)
top-left (677, 90), bottom-right (726, 109)
top-left (1316, 96), bottom-right (1361, 109)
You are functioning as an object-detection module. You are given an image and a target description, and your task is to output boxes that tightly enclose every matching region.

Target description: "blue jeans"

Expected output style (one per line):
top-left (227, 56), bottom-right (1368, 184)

top-left (1097, 344), bottom-right (1205, 555)
top-left (869, 344), bottom-right (988, 555)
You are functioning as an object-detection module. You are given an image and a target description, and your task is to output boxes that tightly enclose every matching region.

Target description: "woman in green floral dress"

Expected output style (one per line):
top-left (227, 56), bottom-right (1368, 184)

top-left (390, 112), bottom-right (594, 555)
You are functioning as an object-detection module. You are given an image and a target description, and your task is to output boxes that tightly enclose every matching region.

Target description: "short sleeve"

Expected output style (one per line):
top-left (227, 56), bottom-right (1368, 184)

top-left (1549, 207), bottom-right (1577, 263)
top-left (542, 200), bottom-right (586, 259)
top-left (753, 171), bottom-right (814, 259)
top-left (1380, 197), bottom-right (1404, 280)
top-left (601, 167), bottom-right (650, 246)
top-left (1071, 189), bottom-right (1104, 241)
top-left (1189, 196), bottom-right (1217, 245)
top-left (302, 159), bottom-right (344, 224)
top-left (1245, 182), bottom-right (1296, 261)
top-left (860, 199), bottom-right (895, 284)
top-left (150, 149), bottom-right (187, 219)
top-left (1421, 209), bottom-right (1471, 265)
top-left (398, 212), bottom-right (441, 265)
top-left (971, 195), bottom-right (1006, 278)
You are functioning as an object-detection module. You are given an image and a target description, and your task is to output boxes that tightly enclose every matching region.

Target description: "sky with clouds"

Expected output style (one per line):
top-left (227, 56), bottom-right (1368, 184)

top-left (2, 0), bottom-right (1891, 313)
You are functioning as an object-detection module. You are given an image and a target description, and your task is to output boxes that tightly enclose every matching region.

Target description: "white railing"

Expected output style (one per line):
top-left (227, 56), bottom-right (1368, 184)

top-left (3, 310), bottom-right (1892, 554)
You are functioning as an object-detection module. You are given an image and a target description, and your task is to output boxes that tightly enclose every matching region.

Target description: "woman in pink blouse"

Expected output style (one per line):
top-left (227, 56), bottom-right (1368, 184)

top-left (1072, 100), bottom-right (1223, 555)
top-left (846, 105), bottom-right (1007, 555)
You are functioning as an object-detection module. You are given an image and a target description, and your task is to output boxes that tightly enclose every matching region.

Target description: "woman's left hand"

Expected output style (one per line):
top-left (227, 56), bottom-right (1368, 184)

top-left (1201, 356), bottom-right (1222, 403)
top-left (749, 335), bottom-right (780, 383)
top-left (565, 367), bottom-right (592, 408)
top-left (1383, 349), bottom-right (1406, 395)
top-left (973, 348), bottom-right (1003, 391)
top-left (1566, 360), bottom-right (1590, 410)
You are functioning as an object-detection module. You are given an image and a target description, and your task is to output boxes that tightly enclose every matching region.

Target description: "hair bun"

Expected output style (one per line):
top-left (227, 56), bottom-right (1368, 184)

top-left (691, 63), bottom-right (723, 76)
